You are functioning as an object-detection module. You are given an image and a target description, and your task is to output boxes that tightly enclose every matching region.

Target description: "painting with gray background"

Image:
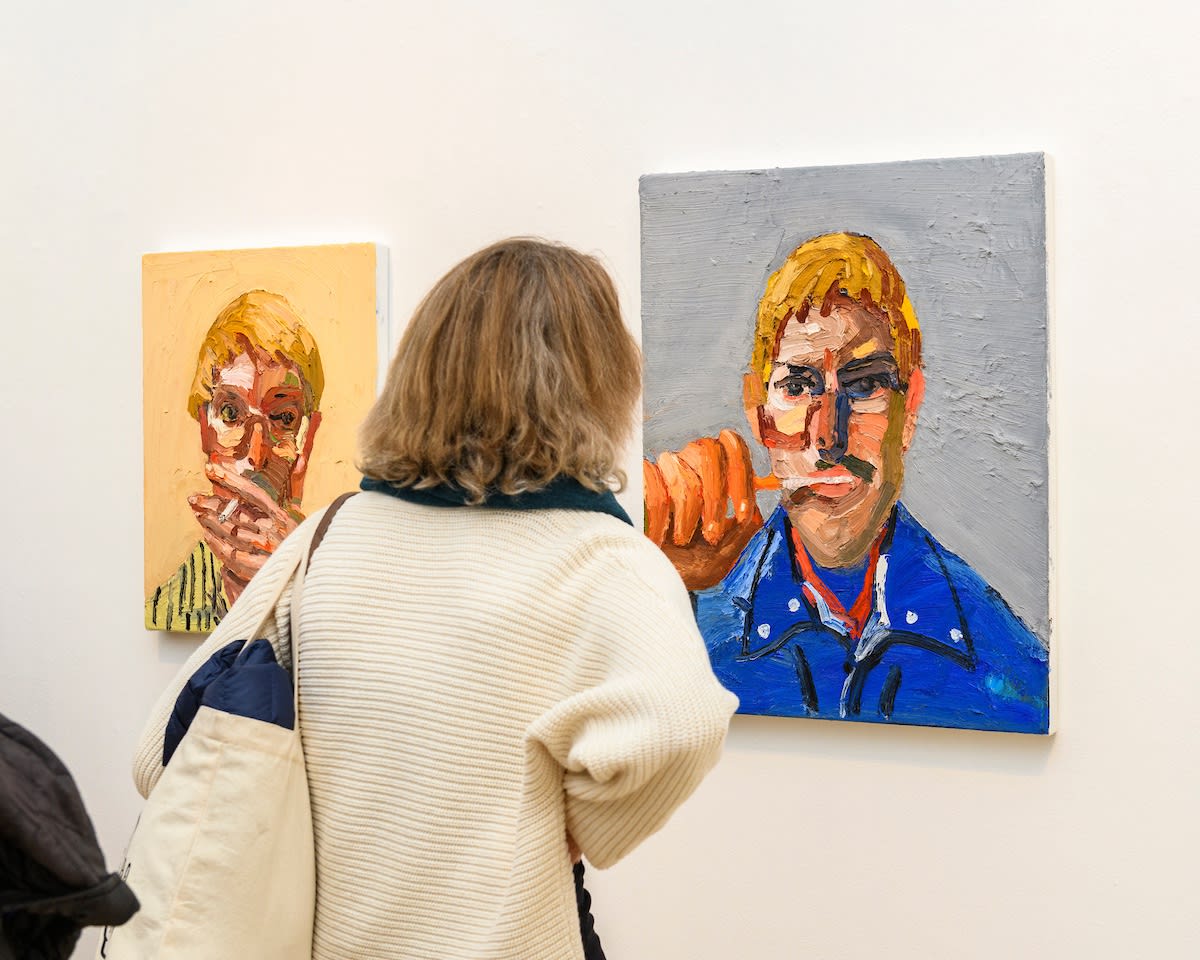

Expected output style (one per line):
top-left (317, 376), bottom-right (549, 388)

top-left (640, 153), bottom-right (1050, 640)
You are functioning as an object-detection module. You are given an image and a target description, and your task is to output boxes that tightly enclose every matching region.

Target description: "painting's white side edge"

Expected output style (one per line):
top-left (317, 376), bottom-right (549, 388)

top-left (375, 244), bottom-right (392, 395)
top-left (1043, 152), bottom-right (1059, 737)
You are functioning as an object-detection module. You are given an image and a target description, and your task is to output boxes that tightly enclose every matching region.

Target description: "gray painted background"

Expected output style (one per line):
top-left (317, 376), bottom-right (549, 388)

top-left (640, 153), bottom-right (1049, 640)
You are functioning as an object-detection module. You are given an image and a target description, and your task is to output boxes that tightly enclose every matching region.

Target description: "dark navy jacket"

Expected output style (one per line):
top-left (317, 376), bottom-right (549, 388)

top-left (697, 503), bottom-right (1049, 733)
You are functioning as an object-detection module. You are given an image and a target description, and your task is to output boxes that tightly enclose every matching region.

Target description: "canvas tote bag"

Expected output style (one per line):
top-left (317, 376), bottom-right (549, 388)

top-left (99, 514), bottom-right (334, 960)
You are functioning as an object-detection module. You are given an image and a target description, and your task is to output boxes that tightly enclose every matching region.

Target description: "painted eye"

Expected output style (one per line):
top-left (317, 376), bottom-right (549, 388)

top-left (779, 374), bottom-right (818, 399)
top-left (271, 410), bottom-right (298, 429)
top-left (844, 373), bottom-right (897, 400)
top-left (219, 403), bottom-right (240, 424)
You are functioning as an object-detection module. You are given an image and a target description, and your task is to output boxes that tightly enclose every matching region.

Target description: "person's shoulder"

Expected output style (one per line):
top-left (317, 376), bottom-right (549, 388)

top-left (537, 508), bottom-right (700, 611)
top-left (551, 508), bottom-right (676, 571)
top-left (307, 488), bottom-right (415, 547)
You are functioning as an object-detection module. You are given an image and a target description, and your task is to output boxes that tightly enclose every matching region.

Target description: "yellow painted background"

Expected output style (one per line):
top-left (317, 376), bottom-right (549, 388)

top-left (143, 243), bottom-right (380, 599)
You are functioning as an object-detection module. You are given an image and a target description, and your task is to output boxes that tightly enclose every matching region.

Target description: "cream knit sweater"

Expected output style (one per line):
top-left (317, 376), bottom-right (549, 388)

top-left (133, 491), bottom-right (737, 959)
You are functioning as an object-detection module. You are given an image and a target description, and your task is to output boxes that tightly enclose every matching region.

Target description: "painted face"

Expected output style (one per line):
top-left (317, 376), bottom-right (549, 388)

top-left (747, 298), bottom-right (923, 567)
top-left (199, 351), bottom-right (316, 507)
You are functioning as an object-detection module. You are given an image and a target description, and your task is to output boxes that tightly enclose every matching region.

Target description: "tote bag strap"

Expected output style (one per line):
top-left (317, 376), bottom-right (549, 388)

top-left (286, 492), bottom-right (359, 716)
top-left (307, 492), bottom-right (359, 566)
top-left (239, 542), bottom-right (308, 661)
top-left (237, 491), bottom-right (359, 673)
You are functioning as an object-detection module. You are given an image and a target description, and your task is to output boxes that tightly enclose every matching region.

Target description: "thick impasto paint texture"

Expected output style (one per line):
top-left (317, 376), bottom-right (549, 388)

top-left (143, 243), bottom-right (386, 633)
top-left (641, 154), bottom-right (1052, 734)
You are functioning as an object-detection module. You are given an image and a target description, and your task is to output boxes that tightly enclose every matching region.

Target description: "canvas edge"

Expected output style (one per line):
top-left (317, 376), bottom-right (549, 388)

top-left (1043, 152), bottom-right (1060, 737)
top-left (636, 176), bottom-right (652, 435)
top-left (140, 254), bottom-right (154, 631)
top-left (637, 150), bottom-right (1049, 190)
top-left (374, 243), bottom-right (392, 395)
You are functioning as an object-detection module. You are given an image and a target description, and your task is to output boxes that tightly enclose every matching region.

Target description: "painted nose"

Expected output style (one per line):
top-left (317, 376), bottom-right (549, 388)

top-left (246, 421), bottom-right (269, 470)
top-left (816, 391), bottom-right (852, 463)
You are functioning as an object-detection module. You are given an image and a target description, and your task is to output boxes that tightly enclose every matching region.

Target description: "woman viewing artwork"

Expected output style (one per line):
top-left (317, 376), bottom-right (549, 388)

top-left (130, 238), bottom-right (737, 959)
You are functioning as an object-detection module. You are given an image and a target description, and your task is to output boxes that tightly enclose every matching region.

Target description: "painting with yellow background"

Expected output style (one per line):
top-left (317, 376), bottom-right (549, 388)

top-left (143, 243), bottom-right (387, 633)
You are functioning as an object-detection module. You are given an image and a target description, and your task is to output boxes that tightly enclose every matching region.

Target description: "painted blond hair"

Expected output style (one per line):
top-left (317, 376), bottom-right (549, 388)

top-left (752, 232), bottom-right (922, 382)
top-left (359, 238), bottom-right (642, 502)
top-left (187, 291), bottom-right (325, 420)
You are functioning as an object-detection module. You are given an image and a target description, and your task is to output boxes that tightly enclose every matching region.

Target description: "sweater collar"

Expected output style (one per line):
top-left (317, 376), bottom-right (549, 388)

top-left (359, 475), bottom-right (633, 527)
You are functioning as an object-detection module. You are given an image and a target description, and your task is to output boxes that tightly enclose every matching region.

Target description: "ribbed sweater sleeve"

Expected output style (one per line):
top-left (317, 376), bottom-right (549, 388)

top-left (527, 538), bottom-right (738, 869)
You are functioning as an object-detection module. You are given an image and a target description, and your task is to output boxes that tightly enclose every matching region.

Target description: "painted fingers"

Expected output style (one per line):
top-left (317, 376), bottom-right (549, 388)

top-left (204, 463), bottom-right (297, 529)
top-left (189, 464), bottom-right (306, 604)
top-left (643, 429), bottom-right (765, 590)
top-left (188, 495), bottom-right (277, 597)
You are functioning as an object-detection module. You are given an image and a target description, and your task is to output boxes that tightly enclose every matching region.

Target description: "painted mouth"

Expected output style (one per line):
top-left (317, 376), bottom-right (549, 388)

top-left (780, 458), bottom-right (875, 501)
top-left (780, 473), bottom-right (856, 491)
top-left (816, 455), bottom-right (876, 482)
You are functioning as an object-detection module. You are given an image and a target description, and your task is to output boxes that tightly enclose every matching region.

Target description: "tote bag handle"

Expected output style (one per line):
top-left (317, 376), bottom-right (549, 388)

top-left (286, 491), bottom-right (358, 718)
top-left (236, 491), bottom-right (359, 686)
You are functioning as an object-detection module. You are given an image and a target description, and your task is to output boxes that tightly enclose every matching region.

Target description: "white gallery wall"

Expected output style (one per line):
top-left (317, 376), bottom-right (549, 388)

top-left (1, 1), bottom-right (1196, 956)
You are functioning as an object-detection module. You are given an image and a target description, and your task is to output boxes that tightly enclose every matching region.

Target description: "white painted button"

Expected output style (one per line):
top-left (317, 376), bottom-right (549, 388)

top-left (757, 623), bottom-right (771, 639)
top-left (788, 598), bottom-right (800, 613)
top-left (950, 628), bottom-right (963, 642)
top-left (906, 610), bottom-right (918, 624)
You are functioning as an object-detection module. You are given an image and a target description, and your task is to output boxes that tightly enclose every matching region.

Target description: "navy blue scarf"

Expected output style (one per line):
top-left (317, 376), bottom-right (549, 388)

top-left (359, 475), bottom-right (633, 528)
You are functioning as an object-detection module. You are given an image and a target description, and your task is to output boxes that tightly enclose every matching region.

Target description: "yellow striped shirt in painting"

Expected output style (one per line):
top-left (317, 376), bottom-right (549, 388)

top-left (144, 541), bottom-right (229, 633)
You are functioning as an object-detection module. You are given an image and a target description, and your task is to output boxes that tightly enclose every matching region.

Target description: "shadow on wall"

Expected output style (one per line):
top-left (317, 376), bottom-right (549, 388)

top-left (727, 713), bottom-right (1054, 777)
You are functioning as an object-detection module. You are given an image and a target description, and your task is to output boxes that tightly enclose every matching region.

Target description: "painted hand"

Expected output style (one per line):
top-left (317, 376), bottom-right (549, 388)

top-left (643, 429), bottom-right (764, 591)
top-left (189, 463), bottom-right (304, 605)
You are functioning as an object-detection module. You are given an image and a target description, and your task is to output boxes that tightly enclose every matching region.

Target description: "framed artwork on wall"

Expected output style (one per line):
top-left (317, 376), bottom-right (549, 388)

top-left (142, 242), bottom-right (388, 634)
top-left (641, 154), bottom-right (1053, 734)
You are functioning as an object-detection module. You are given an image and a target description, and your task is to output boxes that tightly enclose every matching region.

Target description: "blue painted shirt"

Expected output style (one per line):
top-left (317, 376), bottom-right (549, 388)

top-left (696, 503), bottom-right (1049, 734)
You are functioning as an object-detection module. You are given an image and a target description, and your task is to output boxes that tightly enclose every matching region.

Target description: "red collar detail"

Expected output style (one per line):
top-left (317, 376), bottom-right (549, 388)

top-left (790, 526), bottom-right (887, 640)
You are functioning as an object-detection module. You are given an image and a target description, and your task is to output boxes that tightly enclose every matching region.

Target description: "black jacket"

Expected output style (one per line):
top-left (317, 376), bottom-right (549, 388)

top-left (0, 713), bottom-right (138, 960)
